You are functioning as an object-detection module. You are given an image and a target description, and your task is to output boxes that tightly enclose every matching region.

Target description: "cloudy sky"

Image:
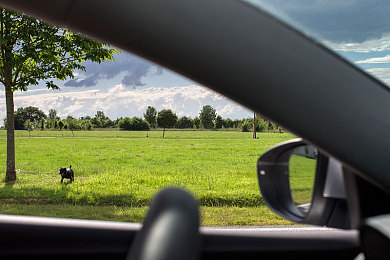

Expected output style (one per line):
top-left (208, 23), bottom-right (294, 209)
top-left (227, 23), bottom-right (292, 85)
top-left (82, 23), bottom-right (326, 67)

top-left (1, 0), bottom-right (390, 122)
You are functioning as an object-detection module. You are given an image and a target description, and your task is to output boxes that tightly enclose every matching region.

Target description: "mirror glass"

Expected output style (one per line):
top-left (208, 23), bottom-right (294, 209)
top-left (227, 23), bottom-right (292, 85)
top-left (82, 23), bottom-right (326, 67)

top-left (289, 145), bottom-right (317, 213)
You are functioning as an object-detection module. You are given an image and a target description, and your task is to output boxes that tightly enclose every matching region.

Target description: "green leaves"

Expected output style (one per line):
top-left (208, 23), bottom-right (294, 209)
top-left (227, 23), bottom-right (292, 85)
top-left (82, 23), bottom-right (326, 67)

top-left (199, 105), bottom-right (216, 129)
top-left (143, 106), bottom-right (158, 128)
top-left (157, 109), bottom-right (178, 129)
top-left (0, 8), bottom-right (119, 91)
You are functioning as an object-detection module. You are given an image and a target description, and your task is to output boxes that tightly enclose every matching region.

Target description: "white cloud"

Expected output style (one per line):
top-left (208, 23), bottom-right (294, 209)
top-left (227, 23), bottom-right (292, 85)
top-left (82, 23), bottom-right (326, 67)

top-left (366, 68), bottom-right (390, 78)
top-left (217, 104), bottom-right (243, 117)
top-left (382, 78), bottom-right (390, 86)
top-left (323, 34), bottom-right (390, 53)
top-left (356, 55), bottom-right (390, 64)
top-left (13, 88), bottom-right (51, 95)
top-left (0, 85), bottom-right (251, 125)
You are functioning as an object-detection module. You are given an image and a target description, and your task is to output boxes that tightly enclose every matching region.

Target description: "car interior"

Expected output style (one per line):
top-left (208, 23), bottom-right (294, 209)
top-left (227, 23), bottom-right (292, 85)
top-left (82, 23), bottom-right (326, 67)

top-left (0, 0), bottom-right (389, 259)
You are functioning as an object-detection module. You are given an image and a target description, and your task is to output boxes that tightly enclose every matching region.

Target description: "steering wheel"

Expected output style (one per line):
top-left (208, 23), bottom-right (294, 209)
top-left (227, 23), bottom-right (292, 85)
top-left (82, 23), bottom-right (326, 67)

top-left (126, 188), bottom-right (200, 260)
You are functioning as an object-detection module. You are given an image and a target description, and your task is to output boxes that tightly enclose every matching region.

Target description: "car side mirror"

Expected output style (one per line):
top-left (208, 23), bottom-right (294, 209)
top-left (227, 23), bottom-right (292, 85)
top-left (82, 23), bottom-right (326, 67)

top-left (257, 138), bottom-right (350, 229)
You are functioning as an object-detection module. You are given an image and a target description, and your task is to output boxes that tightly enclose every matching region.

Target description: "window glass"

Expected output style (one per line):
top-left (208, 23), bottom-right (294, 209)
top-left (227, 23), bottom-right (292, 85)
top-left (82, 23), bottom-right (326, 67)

top-left (4, 1), bottom-right (383, 227)
top-left (0, 28), bottom-right (294, 226)
top-left (246, 0), bottom-right (390, 87)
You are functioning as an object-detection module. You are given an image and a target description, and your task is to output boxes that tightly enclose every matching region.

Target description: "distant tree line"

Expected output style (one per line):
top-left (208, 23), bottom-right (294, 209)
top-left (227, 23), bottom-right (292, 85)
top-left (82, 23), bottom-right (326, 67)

top-left (3, 105), bottom-right (281, 133)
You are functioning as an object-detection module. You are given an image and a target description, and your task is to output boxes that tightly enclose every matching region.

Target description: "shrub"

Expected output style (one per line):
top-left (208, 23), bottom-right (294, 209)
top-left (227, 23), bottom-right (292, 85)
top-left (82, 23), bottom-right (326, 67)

top-left (119, 117), bottom-right (132, 130)
top-left (215, 115), bottom-right (226, 129)
top-left (130, 117), bottom-right (150, 131)
top-left (176, 116), bottom-right (194, 129)
top-left (119, 117), bottom-right (150, 131)
top-left (193, 117), bottom-right (200, 129)
top-left (241, 121), bottom-right (251, 132)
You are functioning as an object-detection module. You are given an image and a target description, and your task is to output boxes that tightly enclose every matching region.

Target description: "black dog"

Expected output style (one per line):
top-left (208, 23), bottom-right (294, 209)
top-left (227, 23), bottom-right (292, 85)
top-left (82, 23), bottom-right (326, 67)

top-left (59, 165), bottom-right (74, 183)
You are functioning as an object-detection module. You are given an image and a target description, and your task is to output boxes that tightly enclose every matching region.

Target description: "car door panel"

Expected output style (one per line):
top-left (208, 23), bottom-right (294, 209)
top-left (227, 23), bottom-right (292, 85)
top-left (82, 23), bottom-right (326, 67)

top-left (0, 216), bottom-right (359, 260)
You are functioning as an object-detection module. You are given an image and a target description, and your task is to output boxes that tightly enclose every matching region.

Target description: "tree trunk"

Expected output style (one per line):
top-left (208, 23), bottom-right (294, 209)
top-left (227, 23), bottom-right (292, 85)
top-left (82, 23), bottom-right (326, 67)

top-left (253, 112), bottom-right (257, 139)
top-left (2, 10), bottom-right (16, 181)
top-left (5, 84), bottom-right (16, 181)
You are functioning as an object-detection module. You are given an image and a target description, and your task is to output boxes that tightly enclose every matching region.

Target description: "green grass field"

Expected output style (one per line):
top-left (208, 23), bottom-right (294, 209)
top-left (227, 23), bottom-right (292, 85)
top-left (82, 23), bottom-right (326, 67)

top-left (289, 154), bottom-right (316, 204)
top-left (0, 130), bottom-right (298, 226)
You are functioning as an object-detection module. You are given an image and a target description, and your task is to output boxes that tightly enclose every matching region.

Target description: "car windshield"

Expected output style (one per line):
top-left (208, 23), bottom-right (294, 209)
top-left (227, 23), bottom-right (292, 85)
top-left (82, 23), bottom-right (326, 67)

top-left (246, 0), bottom-right (390, 87)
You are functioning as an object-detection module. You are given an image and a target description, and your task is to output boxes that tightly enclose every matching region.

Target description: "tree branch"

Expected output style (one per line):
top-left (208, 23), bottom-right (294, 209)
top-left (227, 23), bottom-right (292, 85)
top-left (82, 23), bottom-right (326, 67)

top-left (0, 9), bottom-right (6, 72)
top-left (12, 64), bottom-right (23, 86)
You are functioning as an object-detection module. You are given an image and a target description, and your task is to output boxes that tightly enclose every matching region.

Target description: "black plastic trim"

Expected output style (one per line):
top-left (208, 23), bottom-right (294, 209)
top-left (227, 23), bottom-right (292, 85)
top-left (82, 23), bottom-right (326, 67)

top-left (0, 215), bottom-right (360, 260)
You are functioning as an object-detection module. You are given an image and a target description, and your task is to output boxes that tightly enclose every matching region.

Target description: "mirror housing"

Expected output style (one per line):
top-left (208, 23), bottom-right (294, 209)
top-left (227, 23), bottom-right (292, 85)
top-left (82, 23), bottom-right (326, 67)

top-left (257, 138), bottom-right (350, 229)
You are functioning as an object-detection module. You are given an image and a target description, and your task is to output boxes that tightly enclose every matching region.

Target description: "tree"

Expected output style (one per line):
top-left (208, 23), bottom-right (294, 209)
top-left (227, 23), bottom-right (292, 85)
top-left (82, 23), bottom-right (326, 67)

top-left (90, 117), bottom-right (103, 128)
top-left (233, 119), bottom-right (243, 129)
top-left (241, 120), bottom-right (251, 132)
top-left (95, 111), bottom-right (106, 121)
top-left (118, 117), bottom-right (132, 130)
top-left (48, 109), bottom-right (58, 120)
top-left (81, 119), bottom-right (92, 131)
top-left (118, 117), bottom-right (150, 131)
top-left (90, 111), bottom-right (113, 128)
top-left (39, 118), bottom-right (45, 130)
top-left (176, 116), bottom-right (194, 129)
top-left (47, 109), bottom-right (58, 129)
top-left (199, 105), bottom-right (216, 129)
top-left (193, 117), bottom-right (200, 129)
top-left (91, 111), bottom-right (110, 128)
top-left (253, 112), bottom-right (257, 139)
top-left (24, 119), bottom-right (32, 131)
top-left (12, 106), bottom-right (47, 130)
top-left (157, 109), bottom-right (178, 138)
top-left (225, 118), bottom-right (233, 128)
top-left (67, 118), bottom-right (79, 137)
top-left (143, 106), bottom-right (157, 128)
top-left (102, 118), bottom-right (114, 128)
top-left (58, 120), bottom-right (64, 130)
top-left (0, 9), bottom-right (118, 181)
top-left (113, 117), bottom-right (123, 128)
top-left (130, 117), bottom-right (150, 131)
top-left (215, 115), bottom-right (226, 129)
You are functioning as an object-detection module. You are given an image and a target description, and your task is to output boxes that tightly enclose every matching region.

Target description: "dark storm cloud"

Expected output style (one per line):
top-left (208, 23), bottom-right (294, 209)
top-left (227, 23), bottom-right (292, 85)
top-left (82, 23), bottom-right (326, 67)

top-left (64, 51), bottom-right (162, 87)
top-left (65, 74), bottom-right (100, 87)
top-left (251, 0), bottom-right (390, 43)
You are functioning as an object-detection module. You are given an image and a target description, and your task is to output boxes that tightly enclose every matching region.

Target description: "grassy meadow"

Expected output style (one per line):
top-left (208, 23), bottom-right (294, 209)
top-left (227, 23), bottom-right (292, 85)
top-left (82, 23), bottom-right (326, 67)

top-left (289, 154), bottom-right (317, 204)
top-left (0, 129), bottom-right (300, 226)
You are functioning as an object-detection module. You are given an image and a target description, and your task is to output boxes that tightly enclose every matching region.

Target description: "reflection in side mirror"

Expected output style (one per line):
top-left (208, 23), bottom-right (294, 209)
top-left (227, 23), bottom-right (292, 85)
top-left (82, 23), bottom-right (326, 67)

top-left (257, 138), bottom-right (350, 229)
top-left (289, 145), bottom-right (317, 214)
